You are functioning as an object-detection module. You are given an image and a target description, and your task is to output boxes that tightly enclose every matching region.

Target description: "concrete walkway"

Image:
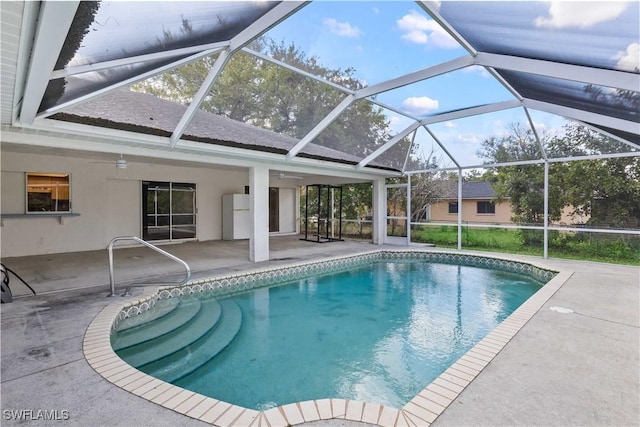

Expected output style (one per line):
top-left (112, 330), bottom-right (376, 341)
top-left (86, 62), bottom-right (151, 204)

top-left (1, 237), bottom-right (638, 426)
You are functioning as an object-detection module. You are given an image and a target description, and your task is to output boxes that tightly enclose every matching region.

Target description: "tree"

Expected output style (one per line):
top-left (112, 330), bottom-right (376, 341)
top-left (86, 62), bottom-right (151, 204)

top-left (132, 36), bottom-right (390, 156)
top-left (479, 122), bottom-right (640, 231)
top-left (548, 124), bottom-right (640, 227)
top-left (479, 123), bottom-right (566, 226)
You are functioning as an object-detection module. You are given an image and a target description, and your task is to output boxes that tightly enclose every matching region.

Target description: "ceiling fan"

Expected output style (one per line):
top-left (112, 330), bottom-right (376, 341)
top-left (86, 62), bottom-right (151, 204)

top-left (92, 154), bottom-right (153, 169)
top-left (271, 171), bottom-right (304, 180)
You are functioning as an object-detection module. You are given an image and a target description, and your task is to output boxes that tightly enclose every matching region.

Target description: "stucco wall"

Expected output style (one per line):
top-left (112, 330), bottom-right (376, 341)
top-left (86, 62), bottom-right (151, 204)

top-left (1, 151), bottom-right (296, 257)
top-left (429, 200), bottom-right (588, 225)
top-left (429, 199), bottom-right (513, 224)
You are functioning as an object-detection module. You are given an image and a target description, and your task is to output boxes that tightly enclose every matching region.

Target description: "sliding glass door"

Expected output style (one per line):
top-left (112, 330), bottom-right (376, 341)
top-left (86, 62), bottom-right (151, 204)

top-left (142, 181), bottom-right (196, 241)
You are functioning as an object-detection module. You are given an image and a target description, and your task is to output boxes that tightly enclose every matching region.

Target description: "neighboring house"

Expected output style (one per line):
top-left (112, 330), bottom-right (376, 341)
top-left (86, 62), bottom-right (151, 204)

top-left (428, 182), bottom-right (585, 225)
top-left (429, 182), bottom-right (511, 224)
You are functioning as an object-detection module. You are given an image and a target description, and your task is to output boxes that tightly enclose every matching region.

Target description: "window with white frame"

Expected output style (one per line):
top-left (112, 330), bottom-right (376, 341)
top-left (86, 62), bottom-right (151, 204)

top-left (26, 173), bottom-right (70, 213)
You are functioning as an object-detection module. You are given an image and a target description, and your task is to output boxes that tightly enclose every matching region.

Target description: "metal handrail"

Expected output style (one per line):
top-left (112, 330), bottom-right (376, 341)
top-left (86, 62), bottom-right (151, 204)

top-left (107, 236), bottom-right (191, 296)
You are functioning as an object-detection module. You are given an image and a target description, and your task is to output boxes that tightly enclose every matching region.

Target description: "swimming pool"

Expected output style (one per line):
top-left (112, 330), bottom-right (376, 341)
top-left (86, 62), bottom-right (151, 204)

top-left (111, 252), bottom-right (550, 410)
top-left (87, 250), bottom-right (563, 426)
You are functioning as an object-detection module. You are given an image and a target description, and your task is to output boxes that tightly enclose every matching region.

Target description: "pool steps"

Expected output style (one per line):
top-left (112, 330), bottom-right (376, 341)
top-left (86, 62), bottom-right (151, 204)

top-left (115, 296), bottom-right (222, 367)
top-left (145, 299), bottom-right (242, 383)
top-left (112, 298), bottom-right (200, 350)
top-left (116, 298), bottom-right (180, 332)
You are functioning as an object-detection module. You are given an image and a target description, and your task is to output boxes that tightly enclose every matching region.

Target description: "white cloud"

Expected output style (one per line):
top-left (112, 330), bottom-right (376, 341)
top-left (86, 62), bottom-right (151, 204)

top-left (613, 43), bottom-right (640, 71)
top-left (323, 18), bottom-right (362, 37)
top-left (534, 1), bottom-right (629, 28)
top-left (402, 30), bottom-right (429, 44)
top-left (444, 121), bottom-right (457, 129)
top-left (372, 7), bottom-right (380, 14)
top-left (396, 10), bottom-right (459, 49)
top-left (456, 133), bottom-right (482, 145)
top-left (401, 96), bottom-right (439, 115)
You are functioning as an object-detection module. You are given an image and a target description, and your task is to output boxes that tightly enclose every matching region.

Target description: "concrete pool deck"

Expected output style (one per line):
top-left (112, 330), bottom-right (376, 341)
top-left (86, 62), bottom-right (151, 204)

top-left (1, 236), bottom-right (638, 426)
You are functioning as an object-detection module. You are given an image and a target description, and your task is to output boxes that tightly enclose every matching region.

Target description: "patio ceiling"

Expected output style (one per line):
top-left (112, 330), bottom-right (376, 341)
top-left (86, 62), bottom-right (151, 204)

top-left (3, 1), bottom-right (639, 173)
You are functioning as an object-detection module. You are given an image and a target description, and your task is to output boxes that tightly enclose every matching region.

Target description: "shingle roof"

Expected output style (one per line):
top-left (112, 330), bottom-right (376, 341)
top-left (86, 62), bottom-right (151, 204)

top-left (442, 181), bottom-right (495, 200)
top-left (50, 89), bottom-right (396, 171)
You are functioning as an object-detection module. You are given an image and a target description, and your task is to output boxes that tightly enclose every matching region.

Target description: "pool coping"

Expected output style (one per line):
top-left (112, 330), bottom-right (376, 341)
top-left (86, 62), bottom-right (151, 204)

top-left (83, 249), bottom-right (572, 427)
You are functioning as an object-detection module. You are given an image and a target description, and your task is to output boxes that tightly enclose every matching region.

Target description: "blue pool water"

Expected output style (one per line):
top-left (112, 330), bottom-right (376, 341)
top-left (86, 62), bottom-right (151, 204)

top-left (113, 260), bottom-right (543, 410)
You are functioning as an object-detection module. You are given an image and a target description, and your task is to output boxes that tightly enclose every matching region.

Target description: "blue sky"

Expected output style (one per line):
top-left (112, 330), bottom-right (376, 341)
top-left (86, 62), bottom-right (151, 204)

top-left (260, 1), bottom-right (638, 168)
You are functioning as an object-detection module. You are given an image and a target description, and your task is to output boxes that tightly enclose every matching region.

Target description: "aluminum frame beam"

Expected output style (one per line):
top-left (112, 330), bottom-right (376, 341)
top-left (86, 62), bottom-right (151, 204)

top-left (417, 1), bottom-right (478, 56)
top-left (228, 2), bottom-right (307, 51)
top-left (170, 49), bottom-right (230, 147)
top-left (51, 42), bottom-right (229, 79)
top-left (406, 150), bottom-right (640, 173)
top-left (523, 99), bottom-right (639, 135)
top-left (169, 1), bottom-right (307, 147)
top-left (402, 130), bottom-right (418, 173)
top-left (354, 55), bottom-right (474, 100)
top-left (18, 1), bottom-right (79, 124)
top-left (242, 47), bottom-right (353, 95)
top-left (37, 49), bottom-right (220, 119)
top-left (476, 52), bottom-right (640, 93)
top-left (524, 107), bottom-right (548, 160)
top-left (576, 120), bottom-right (640, 151)
top-left (420, 99), bottom-right (522, 125)
top-left (357, 121), bottom-right (421, 169)
top-left (286, 94), bottom-right (355, 160)
top-left (485, 66), bottom-right (524, 101)
top-left (423, 124), bottom-right (461, 168)
top-left (11, 1), bottom-right (40, 124)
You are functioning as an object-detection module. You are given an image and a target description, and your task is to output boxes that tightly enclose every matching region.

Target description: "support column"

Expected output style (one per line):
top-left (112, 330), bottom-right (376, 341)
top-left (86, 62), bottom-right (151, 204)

top-left (544, 161), bottom-right (549, 259)
top-left (249, 165), bottom-right (269, 262)
top-left (457, 169), bottom-right (462, 250)
top-left (372, 178), bottom-right (386, 245)
top-left (406, 175), bottom-right (412, 246)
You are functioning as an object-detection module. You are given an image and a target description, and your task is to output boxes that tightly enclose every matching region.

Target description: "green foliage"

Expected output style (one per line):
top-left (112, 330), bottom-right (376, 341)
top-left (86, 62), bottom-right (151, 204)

top-left (340, 183), bottom-right (372, 219)
top-left (132, 36), bottom-right (394, 163)
top-left (479, 122), bottom-right (640, 233)
top-left (552, 125), bottom-right (640, 226)
top-left (480, 123), bottom-right (564, 227)
top-left (411, 226), bottom-right (639, 264)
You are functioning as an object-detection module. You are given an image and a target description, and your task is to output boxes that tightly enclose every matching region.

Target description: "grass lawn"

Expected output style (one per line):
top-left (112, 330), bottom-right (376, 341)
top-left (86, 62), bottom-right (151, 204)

top-left (411, 225), bottom-right (639, 266)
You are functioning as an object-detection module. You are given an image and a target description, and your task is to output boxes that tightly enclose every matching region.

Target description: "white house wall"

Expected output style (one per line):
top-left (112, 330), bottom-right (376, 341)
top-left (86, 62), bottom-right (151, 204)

top-left (1, 150), bottom-right (252, 257)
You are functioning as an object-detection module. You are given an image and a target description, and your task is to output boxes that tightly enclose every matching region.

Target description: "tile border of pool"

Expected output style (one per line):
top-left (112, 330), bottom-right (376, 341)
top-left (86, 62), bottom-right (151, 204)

top-left (83, 249), bottom-right (572, 427)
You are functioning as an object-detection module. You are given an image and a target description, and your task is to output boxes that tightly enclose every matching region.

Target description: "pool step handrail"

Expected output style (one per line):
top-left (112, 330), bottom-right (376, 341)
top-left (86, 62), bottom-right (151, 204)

top-left (107, 236), bottom-right (191, 297)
